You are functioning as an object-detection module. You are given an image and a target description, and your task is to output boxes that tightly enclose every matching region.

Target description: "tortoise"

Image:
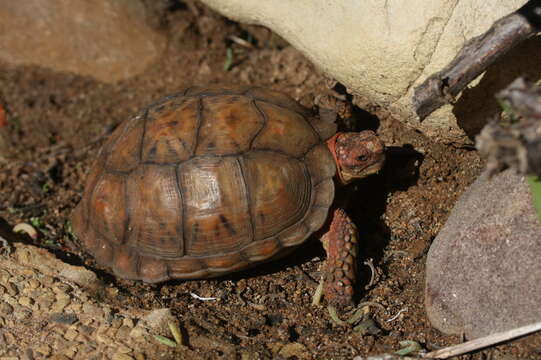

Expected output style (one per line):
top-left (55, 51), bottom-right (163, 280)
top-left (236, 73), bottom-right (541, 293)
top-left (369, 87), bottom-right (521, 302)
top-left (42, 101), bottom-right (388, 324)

top-left (71, 86), bottom-right (385, 307)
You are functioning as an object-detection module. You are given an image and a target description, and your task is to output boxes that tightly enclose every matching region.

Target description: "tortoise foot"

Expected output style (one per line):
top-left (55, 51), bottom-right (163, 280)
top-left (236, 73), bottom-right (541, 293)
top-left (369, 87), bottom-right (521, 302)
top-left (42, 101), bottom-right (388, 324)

top-left (320, 208), bottom-right (358, 308)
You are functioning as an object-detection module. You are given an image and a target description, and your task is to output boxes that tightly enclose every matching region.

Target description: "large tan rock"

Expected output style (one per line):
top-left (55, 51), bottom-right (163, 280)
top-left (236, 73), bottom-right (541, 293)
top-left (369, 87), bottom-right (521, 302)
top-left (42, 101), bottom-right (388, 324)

top-left (200, 0), bottom-right (540, 144)
top-left (0, 0), bottom-right (165, 84)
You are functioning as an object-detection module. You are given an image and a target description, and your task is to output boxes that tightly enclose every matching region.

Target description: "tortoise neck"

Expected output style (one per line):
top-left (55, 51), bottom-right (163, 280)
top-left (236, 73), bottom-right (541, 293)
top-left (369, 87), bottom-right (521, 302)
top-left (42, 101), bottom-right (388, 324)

top-left (326, 132), bottom-right (348, 186)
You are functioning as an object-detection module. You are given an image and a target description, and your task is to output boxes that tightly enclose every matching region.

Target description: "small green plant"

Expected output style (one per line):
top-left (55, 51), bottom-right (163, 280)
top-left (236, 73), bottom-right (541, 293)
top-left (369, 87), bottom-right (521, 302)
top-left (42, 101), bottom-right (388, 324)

top-left (153, 322), bottom-right (183, 348)
top-left (223, 47), bottom-right (234, 72)
top-left (527, 176), bottom-right (541, 225)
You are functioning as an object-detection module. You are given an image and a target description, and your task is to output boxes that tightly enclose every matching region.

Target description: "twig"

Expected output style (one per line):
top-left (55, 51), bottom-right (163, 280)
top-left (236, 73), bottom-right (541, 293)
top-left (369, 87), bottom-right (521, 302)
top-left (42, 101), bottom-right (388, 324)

top-left (423, 321), bottom-right (541, 359)
top-left (413, 0), bottom-right (541, 120)
top-left (189, 292), bottom-right (218, 301)
top-left (364, 258), bottom-right (377, 289)
top-left (386, 307), bottom-right (408, 322)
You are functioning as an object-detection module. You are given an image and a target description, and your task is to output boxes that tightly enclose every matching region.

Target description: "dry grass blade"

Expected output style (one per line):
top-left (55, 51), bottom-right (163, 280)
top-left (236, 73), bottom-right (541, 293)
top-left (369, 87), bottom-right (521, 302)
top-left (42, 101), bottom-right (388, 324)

top-left (424, 321), bottom-right (541, 359)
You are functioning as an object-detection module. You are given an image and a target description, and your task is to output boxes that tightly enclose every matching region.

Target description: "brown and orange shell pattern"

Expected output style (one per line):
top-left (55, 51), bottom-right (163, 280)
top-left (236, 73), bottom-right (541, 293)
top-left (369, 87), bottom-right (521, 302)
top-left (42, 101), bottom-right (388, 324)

top-left (71, 87), bottom-right (337, 282)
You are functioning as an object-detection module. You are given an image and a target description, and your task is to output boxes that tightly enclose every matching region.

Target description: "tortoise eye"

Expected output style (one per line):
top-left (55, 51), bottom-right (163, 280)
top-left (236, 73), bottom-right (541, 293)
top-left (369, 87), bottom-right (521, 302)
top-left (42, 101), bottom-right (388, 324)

top-left (357, 155), bottom-right (368, 162)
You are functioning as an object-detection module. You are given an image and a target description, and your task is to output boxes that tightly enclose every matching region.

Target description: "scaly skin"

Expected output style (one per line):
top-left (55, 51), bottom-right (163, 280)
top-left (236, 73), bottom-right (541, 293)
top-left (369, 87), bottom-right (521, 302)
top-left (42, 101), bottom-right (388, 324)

top-left (321, 208), bottom-right (358, 307)
top-left (321, 130), bottom-right (385, 307)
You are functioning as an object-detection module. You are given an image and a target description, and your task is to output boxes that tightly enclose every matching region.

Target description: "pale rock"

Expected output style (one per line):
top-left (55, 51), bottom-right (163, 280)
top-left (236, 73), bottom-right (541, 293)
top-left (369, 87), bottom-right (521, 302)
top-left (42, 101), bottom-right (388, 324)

top-left (200, 0), bottom-right (540, 144)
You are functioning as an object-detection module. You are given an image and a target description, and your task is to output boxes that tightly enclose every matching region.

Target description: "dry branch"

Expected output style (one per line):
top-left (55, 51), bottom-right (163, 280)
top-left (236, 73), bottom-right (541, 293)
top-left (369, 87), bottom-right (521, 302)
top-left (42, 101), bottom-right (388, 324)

top-left (413, 0), bottom-right (541, 120)
top-left (424, 321), bottom-right (541, 359)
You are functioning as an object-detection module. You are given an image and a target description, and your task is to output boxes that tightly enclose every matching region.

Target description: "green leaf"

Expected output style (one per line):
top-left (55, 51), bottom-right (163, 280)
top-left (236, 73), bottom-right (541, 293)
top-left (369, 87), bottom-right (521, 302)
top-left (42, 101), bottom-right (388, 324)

top-left (154, 335), bottom-right (177, 348)
top-left (527, 175), bottom-right (541, 225)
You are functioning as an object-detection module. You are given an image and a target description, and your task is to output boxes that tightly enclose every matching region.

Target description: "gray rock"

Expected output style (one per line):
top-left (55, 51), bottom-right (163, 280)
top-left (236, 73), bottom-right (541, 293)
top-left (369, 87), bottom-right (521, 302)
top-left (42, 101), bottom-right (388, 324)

top-left (0, 0), bottom-right (165, 83)
top-left (425, 169), bottom-right (541, 339)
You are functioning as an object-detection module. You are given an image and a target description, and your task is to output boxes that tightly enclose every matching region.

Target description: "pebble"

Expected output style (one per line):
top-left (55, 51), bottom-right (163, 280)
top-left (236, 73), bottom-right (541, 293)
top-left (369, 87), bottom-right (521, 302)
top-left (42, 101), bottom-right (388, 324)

top-left (6, 283), bottom-right (18, 296)
top-left (112, 354), bottom-right (134, 360)
top-left (64, 329), bottom-right (79, 342)
top-left (34, 344), bottom-right (51, 356)
top-left (13, 310), bottom-right (31, 320)
top-left (129, 327), bottom-right (147, 339)
top-left (133, 353), bottom-right (145, 360)
top-left (50, 355), bottom-right (71, 360)
top-left (0, 302), bottom-right (14, 315)
top-left (82, 303), bottom-right (102, 317)
top-left (116, 344), bottom-right (132, 354)
top-left (51, 298), bottom-right (71, 312)
top-left (53, 283), bottom-right (73, 294)
top-left (18, 296), bottom-right (33, 307)
top-left (50, 312), bottom-right (79, 325)
top-left (122, 318), bottom-right (135, 328)
top-left (26, 279), bottom-right (40, 290)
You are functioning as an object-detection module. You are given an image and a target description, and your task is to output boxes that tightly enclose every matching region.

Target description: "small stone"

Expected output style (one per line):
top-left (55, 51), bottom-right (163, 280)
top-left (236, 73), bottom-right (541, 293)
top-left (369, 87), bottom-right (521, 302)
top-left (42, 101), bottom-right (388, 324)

top-left (116, 344), bottom-right (132, 354)
top-left (112, 354), bottom-right (134, 360)
top-left (64, 328), bottom-right (79, 341)
top-left (278, 342), bottom-right (308, 359)
top-left (50, 313), bottom-right (79, 325)
top-left (35, 344), bottom-right (51, 356)
top-left (53, 283), bottom-right (73, 294)
top-left (36, 295), bottom-right (54, 310)
top-left (133, 353), bottom-right (145, 360)
top-left (50, 354), bottom-right (71, 360)
top-left (0, 285), bottom-right (6, 295)
top-left (0, 316), bottom-right (5, 326)
top-left (82, 303), bottom-right (102, 317)
top-left (5, 283), bottom-right (18, 296)
top-left (68, 303), bottom-right (82, 313)
top-left (105, 326), bottom-right (119, 338)
top-left (18, 296), bottom-right (33, 307)
top-left (122, 317), bottom-right (135, 328)
top-left (13, 310), bottom-right (31, 320)
top-left (26, 279), bottom-right (40, 289)
top-left (96, 327), bottom-right (112, 344)
top-left (111, 318), bottom-right (123, 329)
top-left (129, 326), bottom-right (147, 339)
top-left (0, 302), bottom-right (14, 315)
top-left (51, 298), bottom-right (71, 312)
top-left (116, 325), bottom-right (132, 340)
top-left (62, 346), bottom-right (77, 358)
top-left (142, 308), bottom-right (174, 332)
top-left (75, 333), bottom-right (90, 343)
top-left (78, 325), bottom-right (94, 335)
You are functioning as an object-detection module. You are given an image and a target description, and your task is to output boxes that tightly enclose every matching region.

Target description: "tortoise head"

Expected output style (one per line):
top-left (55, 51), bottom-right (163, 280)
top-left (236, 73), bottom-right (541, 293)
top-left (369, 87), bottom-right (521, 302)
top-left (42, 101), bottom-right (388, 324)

top-left (327, 131), bottom-right (385, 184)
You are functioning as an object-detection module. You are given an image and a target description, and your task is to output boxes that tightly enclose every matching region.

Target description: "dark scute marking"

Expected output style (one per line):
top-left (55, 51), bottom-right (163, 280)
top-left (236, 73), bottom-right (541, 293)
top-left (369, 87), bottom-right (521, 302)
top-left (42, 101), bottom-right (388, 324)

top-left (148, 144), bottom-right (158, 159)
top-left (192, 222), bottom-right (199, 236)
top-left (236, 156), bottom-right (256, 243)
top-left (226, 95), bottom-right (241, 104)
top-left (138, 108), bottom-right (150, 163)
top-left (191, 97), bottom-right (204, 156)
top-left (207, 141), bottom-right (216, 149)
top-left (159, 223), bottom-right (166, 229)
top-left (248, 100), bottom-right (267, 150)
top-left (219, 214), bottom-right (237, 236)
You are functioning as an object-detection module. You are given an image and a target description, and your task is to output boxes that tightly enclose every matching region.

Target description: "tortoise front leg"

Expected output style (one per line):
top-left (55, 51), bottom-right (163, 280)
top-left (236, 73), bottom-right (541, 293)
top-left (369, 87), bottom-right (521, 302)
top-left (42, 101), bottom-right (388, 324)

top-left (320, 208), bottom-right (358, 308)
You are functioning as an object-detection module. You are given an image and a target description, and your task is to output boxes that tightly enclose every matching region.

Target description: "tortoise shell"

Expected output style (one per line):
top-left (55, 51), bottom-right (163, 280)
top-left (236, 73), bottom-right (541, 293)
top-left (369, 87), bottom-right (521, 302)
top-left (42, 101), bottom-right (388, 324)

top-left (71, 86), bottom-right (337, 282)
